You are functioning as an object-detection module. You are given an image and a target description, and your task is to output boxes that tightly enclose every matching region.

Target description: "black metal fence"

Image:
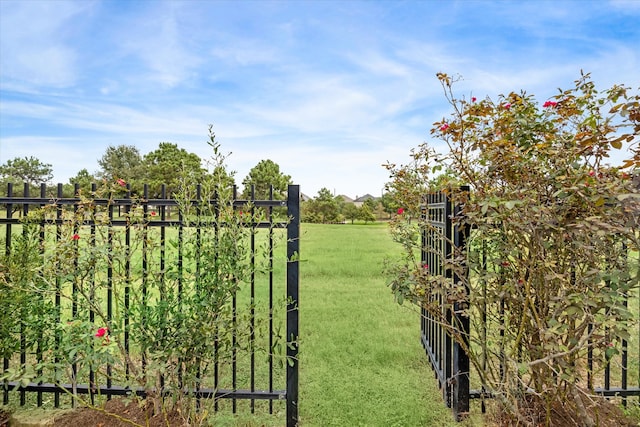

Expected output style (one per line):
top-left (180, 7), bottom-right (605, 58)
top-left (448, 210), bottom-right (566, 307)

top-left (0, 182), bottom-right (300, 426)
top-left (421, 189), bottom-right (640, 421)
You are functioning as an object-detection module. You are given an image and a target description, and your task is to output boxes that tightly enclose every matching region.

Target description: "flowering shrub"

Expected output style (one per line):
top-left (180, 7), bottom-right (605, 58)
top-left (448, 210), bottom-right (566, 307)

top-left (386, 72), bottom-right (640, 425)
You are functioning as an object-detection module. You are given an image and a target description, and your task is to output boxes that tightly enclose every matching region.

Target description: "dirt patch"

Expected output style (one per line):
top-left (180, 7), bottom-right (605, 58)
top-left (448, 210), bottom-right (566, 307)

top-left (1, 408), bottom-right (9, 427)
top-left (53, 399), bottom-right (186, 427)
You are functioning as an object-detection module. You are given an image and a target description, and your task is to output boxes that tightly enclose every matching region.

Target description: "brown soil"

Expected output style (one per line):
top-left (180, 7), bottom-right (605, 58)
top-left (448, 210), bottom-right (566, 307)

top-left (1, 408), bottom-right (9, 427)
top-left (53, 399), bottom-right (186, 427)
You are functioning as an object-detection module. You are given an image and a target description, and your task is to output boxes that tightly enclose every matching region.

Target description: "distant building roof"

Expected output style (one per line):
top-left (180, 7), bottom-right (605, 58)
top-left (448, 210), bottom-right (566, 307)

top-left (354, 194), bottom-right (376, 202)
top-left (338, 194), bottom-right (354, 203)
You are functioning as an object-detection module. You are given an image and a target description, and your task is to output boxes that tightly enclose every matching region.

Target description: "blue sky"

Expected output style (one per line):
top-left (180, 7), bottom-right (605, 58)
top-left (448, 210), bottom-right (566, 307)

top-left (1, 0), bottom-right (639, 198)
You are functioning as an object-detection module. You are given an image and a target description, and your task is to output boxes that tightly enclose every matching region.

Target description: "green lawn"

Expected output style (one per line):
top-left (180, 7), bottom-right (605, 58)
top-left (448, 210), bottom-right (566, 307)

top-left (298, 223), bottom-right (458, 426)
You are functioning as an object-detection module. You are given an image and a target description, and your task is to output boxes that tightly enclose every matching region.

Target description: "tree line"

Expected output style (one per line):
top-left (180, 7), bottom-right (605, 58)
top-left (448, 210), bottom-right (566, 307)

top-left (302, 189), bottom-right (398, 223)
top-left (1, 140), bottom-right (399, 223)
top-left (0, 142), bottom-right (291, 200)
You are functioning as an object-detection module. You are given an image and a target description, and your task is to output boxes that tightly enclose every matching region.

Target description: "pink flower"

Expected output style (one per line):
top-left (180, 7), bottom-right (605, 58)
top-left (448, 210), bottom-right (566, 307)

top-left (503, 103), bottom-right (511, 110)
top-left (543, 100), bottom-right (557, 108)
top-left (588, 170), bottom-right (596, 177)
top-left (440, 123), bottom-right (449, 131)
top-left (72, 234), bottom-right (80, 241)
top-left (423, 264), bottom-right (429, 270)
top-left (397, 208), bottom-right (405, 215)
top-left (471, 96), bottom-right (477, 103)
top-left (95, 327), bottom-right (108, 338)
top-left (116, 179), bottom-right (126, 187)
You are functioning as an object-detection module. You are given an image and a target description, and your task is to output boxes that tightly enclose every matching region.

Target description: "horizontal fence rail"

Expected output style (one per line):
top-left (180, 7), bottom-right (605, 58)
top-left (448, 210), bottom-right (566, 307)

top-left (0, 182), bottom-right (300, 426)
top-left (421, 189), bottom-right (640, 421)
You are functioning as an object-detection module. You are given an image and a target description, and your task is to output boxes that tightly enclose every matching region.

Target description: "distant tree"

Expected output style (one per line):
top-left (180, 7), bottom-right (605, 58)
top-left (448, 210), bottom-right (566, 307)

top-left (380, 191), bottom-right (399, 219)
top-left (67, 168), bottom-right (96, 197)
top-left (334, 195), bottom-right (346, 216)
top-left (205, 165), bottom-right (236, 191)
top-left (0, 156), bottom-right (53, 187)
top-left (300, 200), bottom-right (321, 223)
top-left (343, 203), bottom-right (360, 224)
top-left (303, 188), bottom-right (341, 223)
top-left (142, 142), bottom-right (204, 196)
top-left (429, 166), bottom-right (462, 190)
top-left (359, 203), bottom-right (376, 223)
top-left (97, 145), bottom-right (143, 184)
top-left (241, 159), bottom-right (292, 200)
top-left (362, 197), bottom-right (378, 211)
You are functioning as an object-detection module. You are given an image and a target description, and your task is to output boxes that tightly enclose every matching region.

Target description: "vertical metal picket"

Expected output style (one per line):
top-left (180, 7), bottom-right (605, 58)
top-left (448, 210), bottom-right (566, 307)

top-left (3, 183), bottom-right (12, 407)
top-left (286, 184), bottom-right (300, 427)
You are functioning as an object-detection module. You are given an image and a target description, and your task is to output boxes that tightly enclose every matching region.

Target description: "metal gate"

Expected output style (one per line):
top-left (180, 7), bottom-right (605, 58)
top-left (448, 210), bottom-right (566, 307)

top-left (420, 188), bottom-right (470, 421)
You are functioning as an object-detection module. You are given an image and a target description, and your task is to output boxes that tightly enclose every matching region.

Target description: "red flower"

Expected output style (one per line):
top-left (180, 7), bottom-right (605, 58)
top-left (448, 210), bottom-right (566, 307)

top-left (397, 208), bottom-right (405, 215)
top-left (72, 234), bottom-right (80, 241)
top-left (423, 264), bottom-right (429, 270)
top-left (501, 261), bottom-right (510, 267)
top-left (440, 123), bottom-right (449, 131)
top-left (471, 96), bottom-right (477, 103)
top-left (503, 103), bottom-right (511, 110)
top-left (95, 327), bottom-right (108, 338)
top-left (543, 100), bottom-right (557, 108)
top-left (588, 170), bottom-right (596, 177)
top-left (116, 179), bottom-right (126, 187)
top-left (150, 211), bottom-right (157, 216)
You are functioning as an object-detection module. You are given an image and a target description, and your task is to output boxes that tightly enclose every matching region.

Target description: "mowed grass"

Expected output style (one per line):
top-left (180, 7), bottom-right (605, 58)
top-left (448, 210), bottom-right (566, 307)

top-left (299, 223), bottom-right (458, 426)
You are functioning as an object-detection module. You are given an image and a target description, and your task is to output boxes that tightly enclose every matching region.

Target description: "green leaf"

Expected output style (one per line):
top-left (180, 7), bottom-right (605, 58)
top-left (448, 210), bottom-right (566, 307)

top-left (517, 362), bottom-right (528, 375)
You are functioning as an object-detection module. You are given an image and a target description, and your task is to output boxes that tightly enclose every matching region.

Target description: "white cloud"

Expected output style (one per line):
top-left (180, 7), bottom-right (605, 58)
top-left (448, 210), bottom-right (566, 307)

top-left (111, 5), bottom-right (203, 88)
top-left (609, 0), bottom-right (640, 12)
top-left (0, 0), bottom-right (94, 88)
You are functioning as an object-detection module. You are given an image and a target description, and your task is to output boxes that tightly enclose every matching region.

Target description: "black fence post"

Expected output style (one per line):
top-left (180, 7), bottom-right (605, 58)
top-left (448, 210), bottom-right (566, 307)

top-left (452, 186), bottom-right (470, 420)
top-left (286, 185), bottom-right (300, 427)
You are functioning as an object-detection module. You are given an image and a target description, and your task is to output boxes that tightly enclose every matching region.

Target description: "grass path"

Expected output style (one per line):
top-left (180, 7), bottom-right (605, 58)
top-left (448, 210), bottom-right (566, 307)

top-left (298, 223), bottom-right (457, 426)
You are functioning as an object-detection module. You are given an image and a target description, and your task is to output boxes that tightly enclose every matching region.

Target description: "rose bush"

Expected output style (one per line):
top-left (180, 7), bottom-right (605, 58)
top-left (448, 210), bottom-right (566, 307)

top-left (386, 72), bottom-right (640, 426)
